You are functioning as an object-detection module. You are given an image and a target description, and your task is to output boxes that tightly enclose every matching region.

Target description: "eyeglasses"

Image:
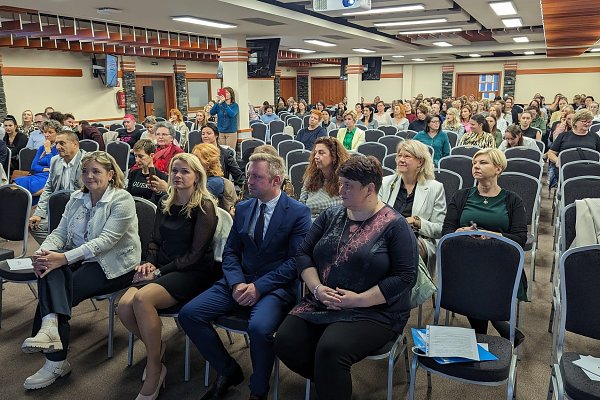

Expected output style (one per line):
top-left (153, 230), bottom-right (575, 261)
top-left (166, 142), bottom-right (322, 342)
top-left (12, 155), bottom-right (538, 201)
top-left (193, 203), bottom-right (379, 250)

top-left (396, 153), bottom-right (415, 160)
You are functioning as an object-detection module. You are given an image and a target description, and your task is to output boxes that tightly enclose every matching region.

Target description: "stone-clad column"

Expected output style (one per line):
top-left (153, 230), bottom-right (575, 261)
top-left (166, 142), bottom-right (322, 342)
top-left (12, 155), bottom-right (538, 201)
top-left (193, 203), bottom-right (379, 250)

top-left (441, 64), bottom-right (454, 98)
top-left (297, 69), bottom-right (309, 103)
top-left (274, 68), bottom-right (281, 105)
top-left (174, 63), bottom-right (188, 116)
top-left (0, 53), bottom-right (6, 119)
top-left (120, 61), bottom-right (138, 119)
top-left (503, 62), bottom-right (517, 97)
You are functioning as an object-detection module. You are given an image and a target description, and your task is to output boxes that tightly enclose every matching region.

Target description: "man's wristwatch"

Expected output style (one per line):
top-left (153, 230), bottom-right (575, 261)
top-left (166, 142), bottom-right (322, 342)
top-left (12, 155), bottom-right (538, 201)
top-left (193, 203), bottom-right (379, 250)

top-left (153, 269), bottom-right (162, 278)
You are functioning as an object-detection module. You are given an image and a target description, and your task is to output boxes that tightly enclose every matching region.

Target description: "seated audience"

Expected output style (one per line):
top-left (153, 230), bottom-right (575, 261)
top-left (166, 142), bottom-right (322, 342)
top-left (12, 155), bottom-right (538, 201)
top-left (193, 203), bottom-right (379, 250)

top-left (117, 114), bottom-right (143, 167)
top-left (404, 102), bottom-right (416, 123)
top-left (25, 113), bottom-right (48, 150)
top-left (44, 106), bottom-right (54, 118)
top-left (408, 104), bottom-right (429, 133)
top-left (63, 113), bottom-right (76, 130)
top-left (379, 140), bottom-right (446, 268)
top-left (528, 105), bottom-right (547, 133)
top-left (320, 109), bottom-right (336, 133)
top-left (460, 105), bottom-right (473, 134)
top-left (361, 105), bottom-right (379, 130)
top-left (14, 120), bottom-right (61, 203)
top-left (48, 111), bottom-right (66, 128)
top-left (300, 137), bottom-right (350, 219)
top-left (591, 101), bottom-right (600, 122)
top-left (18, 109), bottom-right (36, 136)
top-left (179, 152), bottom-right (311, 400)
top-left (152, 122), bottom-right (184, 174)
top-left (389, 103), bottom-right (409, 131)
top-left (548, 109), bottom-right (600, 166)
top-left (373, 101), bottom-right (390, 125)
top-left (127, 139), bottom-right (168, 204)
top-left (336, 110), bottom-right (365, 151)
top-left (3, 114), bottom-right (28, 171)
top-left (28, 132), bottom-right (84, 244)
top-left (192, 143), bottom-right (237, 212)
top-left (498, 124), bottom-right (540, 152)
top-left (489, 104), bottom-right (508, 134)
top-left (518, 110), bottom-right (542, 141)
top-left (413, 114), bottom-right (451, 166)
top-left (200, 123), bottom-right (246, 190)
top-left (442, 107), bottom-right (465, 138)
top-left (275, 156), bottom-right (417, 400)
top-left (334, 108), bottom-right (345, 129)
top-left (296, 99), bottom-right (309, 118)
top-left (141, 116), bottom-right (157, 143)
top-left (549, 96), bottom-right (569, 126)
top-left (441, 148), bottom-right (527, 345)
top-left (354, 103), bottom-right (363, 121)
top-left (259, 105), bottom-right (280, 124)
top-left (78, 121), bottom-right (106, 150)
top-left (169, 108), bottom-right (190, 150)
top-left (118, 153), bottom-right (220, 400)
top-left (549, 106), bottom-right (575, 146)
top-left (192, 110), bottom-right (209, 132)
top-left (296, 110), bottom-right (327, 151)
top-left (458, 114), bottom-right (496, 148)
top-left (485, 114), bottom-right (503, 147)
top-left (21, 151), bottom-right (141, 390)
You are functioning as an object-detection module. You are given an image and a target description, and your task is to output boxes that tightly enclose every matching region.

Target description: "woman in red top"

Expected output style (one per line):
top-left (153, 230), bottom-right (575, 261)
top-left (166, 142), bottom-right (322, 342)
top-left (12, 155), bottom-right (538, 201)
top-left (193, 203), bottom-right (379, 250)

top-left (152, 122), bottom-right (183, 173)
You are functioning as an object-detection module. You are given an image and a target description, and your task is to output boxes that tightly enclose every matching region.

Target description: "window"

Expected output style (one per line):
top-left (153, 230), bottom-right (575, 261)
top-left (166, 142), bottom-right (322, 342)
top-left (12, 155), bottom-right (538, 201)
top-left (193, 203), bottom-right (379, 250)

top-left (187, 79), bottom-right (211, 110)
top-left (478, 74), bottom-right (499, 100)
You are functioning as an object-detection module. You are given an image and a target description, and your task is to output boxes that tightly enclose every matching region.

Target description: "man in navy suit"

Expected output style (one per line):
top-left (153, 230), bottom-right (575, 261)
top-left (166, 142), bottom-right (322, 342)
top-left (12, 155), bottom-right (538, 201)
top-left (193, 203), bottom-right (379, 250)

top-left (179, 152), bottom-right (311, 400)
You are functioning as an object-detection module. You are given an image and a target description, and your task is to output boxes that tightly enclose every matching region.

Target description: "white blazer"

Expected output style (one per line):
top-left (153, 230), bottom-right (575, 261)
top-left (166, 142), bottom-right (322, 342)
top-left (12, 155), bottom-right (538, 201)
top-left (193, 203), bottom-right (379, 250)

top-left (379, 174), bottom-right (446, 258)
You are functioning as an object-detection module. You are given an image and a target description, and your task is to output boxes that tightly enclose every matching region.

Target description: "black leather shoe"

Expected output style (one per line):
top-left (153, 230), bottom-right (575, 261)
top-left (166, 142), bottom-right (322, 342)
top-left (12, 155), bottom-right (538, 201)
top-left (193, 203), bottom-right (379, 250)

top-left (200, 364), bottom-right (244, 400)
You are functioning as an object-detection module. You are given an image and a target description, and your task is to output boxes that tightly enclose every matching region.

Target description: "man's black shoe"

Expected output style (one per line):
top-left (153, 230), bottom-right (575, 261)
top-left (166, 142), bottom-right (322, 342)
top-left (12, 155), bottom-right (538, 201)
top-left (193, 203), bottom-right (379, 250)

top-left (200, 365), bottom-right (244, 400)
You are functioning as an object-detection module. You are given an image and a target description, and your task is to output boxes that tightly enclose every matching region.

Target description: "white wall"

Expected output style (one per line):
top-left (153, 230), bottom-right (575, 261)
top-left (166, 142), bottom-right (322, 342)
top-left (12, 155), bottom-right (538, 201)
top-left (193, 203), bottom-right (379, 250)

top-left (248, 79), bottom-right (275, 106)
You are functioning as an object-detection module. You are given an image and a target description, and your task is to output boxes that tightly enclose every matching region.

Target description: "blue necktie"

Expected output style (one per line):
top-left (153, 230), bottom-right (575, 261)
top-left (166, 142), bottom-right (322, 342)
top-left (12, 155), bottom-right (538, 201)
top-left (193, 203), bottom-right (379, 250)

top-left (255, 203), bottom-right (266, 248)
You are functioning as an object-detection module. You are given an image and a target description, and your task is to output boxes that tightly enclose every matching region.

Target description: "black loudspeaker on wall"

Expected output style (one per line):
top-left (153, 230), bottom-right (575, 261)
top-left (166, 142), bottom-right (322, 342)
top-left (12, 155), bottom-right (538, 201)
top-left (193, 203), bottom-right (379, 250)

top-left (143, 86), bottom-right (154, 103)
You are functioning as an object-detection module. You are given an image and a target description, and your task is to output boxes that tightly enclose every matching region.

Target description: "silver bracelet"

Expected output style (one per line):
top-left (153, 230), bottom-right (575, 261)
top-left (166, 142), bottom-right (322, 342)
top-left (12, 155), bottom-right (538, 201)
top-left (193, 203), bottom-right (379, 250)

top-left (313, 284), bottom-right (323, 301)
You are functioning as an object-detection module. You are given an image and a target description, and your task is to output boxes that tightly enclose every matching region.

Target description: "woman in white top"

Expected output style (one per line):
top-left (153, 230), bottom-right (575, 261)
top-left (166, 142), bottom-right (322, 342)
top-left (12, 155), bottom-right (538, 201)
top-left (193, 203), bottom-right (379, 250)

top-left (389, 103), bottom-right (409, 131)
top-left (498, 124), bottom-right (540, 152)
top-left (489, 104), bottom-right (508, 134)
top-left (361, 105), bottom-right (379, 130)
top-left (373, 101), bottom-right (390, 126)
top-left (442, 107), bottom-right (465, 138)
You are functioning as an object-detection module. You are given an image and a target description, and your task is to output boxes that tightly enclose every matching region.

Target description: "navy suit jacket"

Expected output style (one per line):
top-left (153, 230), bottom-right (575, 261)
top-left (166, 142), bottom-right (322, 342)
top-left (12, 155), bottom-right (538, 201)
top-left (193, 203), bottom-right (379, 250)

top-left (222, 191), bottom-right (312, 303)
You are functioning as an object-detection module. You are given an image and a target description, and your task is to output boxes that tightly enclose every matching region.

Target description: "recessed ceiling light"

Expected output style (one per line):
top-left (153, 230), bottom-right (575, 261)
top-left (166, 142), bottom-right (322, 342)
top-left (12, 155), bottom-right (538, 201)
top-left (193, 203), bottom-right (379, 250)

top-left (399, 27), bottom-right (462, 35)
top-left (392, 55), bottom-right (405, 58)
top-left (433, 41), bottom-right (453, 47)
top-left (304, 39), bottom-right (336, 47)
top-left (343, 4), bottom-right (425, 16)
top-left (289, 48), bottom-right (316, 54)
top-left (489, 1), bottom-right (517, 16)
top-left (469, 53), bottom-right (482, 57)
top-left (171, 16), bottom-right (236, 29)
top-left (502, 17), bottom-right (522, 28)
top-left (524, 51), bottom-right (535, 55)
top-left (590, 48), bottom-right (600, 52)
top-left (353, 48), bottom-right (376, 53)
top-left (412, 58), bottom-right (425, 61)
top-left (513, 36), bottom-right (529, 43)
top-left (374, 18), bottom-right (447, 27)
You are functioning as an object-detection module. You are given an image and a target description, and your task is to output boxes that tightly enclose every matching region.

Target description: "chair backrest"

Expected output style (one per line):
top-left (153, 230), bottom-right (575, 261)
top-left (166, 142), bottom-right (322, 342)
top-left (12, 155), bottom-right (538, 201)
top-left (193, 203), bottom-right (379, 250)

top-left (91, 122), bottom-right (105, 128)
top-left (504, 147), bottom-right (542, 163)
top-left (289, 162), bottom-right (308, 200)
top-left (561, 176), bottom-right (600, 208)
top-left (435, 169), bottom-right (463, 206)
top-left (365, 129), bottom-right (385, 143)
top-left (134, 197), bottom-right (157, 262)
top-left (3, 147), bottom-right (11, 178)
top-left (396, 130), bottom-right (417, 139)
top-left (560, 203), bottom-right (577, 252)
top-left (328, 128), bottom-right (339, 138)
top-left (436, 232), bottom-right (524, 327)
top-left (48, 190), bottom-right (74, 233)
top-left (535, 140), bottom-right (545, 153)
top-left (382, 166), bottom-right (395, 177)
top-left (106, 141), bottom-right (130, 173)
top-left (269, 120), bottom-right (285, 136)
top-left (446, 131), bottom-right (458, 148)
top-left (109, 123), bottom-right (123, 131)
top-left (438, 155), bottom-right (475, 188)
top-left (590, 124), bottom-right (600, 135)
top-left (302, 115), bottom-right (311, 129)
top-left (97, 127), bottom-right (108, 133)
top-left (356, 124), bottom-right (367, 132)
top-left (270, 133), bottom-right (293, 151)
top-left (155, 117), bottom-right (166, 122)
top-left (278, 140), bottom-right (304, 161)
top-left (103, 131), bottom-right (118, 145)
top-left (558, 147), bottom-right (600, 167)
top-left (287, 117), bottom-right (303, 134)
top-left (0, 184), bottom-right (32, 257)
top-left (504, 158), bottom-right (543, 181)
top-left (283, 114), bottom-right (295, 125)
top-left (18, 148), bottom-right (38, 171)
top-left (356, 142), bottom-right (387, 161)
top-left (383, 154), bottom-right (396, 170)
top-left (406, 130), bottom-right (418, 139)
top-left (561, 160), bottom-right (600, 183)
top-left (286, 150), bottom-right (311, 171)
top-left (187, 130), bottom-right (201, 152)
top-left (378, 125), bottom-right (397, 136)
top-left (450, 145), bottom-right (481, 157)
top-left (558, 245), bottom-right (600, 351)
top-left (79, 139), bottom-right (100, 153)
top-left (240, 138), bottom-right (266, 162)
top-left (498, 172), bottom-right (541, 224)
top-left (135, 123), bottom-right (144, 130)
top-left (378, 135), bottom-right (403, 155)
top-left (251, 123), bottom-right (268, 142)
top-left (185, 120), bottom-right (193, 130)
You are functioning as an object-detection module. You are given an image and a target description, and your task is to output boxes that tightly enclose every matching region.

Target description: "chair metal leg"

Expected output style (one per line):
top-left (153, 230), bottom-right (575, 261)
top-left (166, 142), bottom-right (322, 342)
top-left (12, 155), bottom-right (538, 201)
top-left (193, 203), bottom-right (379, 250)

top-left (305, 379), bottom-right (311, 400)
top-left (273, 357), bottom-right (279, 400)
top-left (427, 371), bottom-right (432, 390)
top-left (127, 332), bottom-right (134, 366)
top-left (204, 360), bottom-right (210, 387)
top-left (90, 298), bottom-right (99, 311)
top-left (107, 295), bottom-right (116, 358)
top-left (386, 349), bottom-right (394, 400)
top-left (408, 356), bottom-right (418, 400)
top-left (403, 338), bottom-right (410, 381)
top-left (27, 283), bottom-right (37, 299)
top-left (417, 304), bottom-right (423, 327)
top-left (184, 335), bottom-right (191, 382)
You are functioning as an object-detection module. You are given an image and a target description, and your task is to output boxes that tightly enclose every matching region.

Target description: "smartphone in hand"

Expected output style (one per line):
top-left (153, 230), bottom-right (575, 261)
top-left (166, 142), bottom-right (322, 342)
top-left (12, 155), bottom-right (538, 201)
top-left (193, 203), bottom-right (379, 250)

top-left (148, 166), bottom-right (156, 177)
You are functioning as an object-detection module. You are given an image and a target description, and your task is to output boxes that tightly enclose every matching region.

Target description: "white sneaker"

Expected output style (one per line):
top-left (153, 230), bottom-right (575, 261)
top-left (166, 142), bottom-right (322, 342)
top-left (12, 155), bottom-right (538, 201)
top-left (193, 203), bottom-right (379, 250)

top-left (23, 359), bottom-right (71, 390)
top-left (21, 319), bottom-right (63, 354)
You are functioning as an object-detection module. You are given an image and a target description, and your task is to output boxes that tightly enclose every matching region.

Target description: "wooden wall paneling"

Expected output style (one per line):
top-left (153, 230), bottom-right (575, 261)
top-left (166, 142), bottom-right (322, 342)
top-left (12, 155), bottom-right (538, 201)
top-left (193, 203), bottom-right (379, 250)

top-left (310, 77), bottom-right (346, 106)
top-left (280, 77), bottom-right (296, 101)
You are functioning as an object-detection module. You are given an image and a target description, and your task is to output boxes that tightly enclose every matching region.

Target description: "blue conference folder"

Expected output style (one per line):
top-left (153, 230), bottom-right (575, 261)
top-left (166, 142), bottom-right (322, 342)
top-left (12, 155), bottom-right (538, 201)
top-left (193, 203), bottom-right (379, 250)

top-left (411, 328), bottom-right (499, 365)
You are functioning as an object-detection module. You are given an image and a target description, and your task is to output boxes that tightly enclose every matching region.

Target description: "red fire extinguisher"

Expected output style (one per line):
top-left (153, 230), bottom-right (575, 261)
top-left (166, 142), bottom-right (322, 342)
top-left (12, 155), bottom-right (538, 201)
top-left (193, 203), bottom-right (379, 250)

top-left (116, 90), bottom-right (126, 109)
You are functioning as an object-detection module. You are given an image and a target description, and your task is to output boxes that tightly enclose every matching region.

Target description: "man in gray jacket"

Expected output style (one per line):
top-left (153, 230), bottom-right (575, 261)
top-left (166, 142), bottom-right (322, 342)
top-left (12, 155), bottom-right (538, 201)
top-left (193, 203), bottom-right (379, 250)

top-left (29, 131), bottom-right (84, 244)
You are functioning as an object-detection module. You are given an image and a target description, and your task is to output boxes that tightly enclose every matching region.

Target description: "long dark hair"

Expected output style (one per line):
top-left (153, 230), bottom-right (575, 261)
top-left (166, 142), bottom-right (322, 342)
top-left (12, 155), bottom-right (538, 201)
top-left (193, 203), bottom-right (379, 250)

top-left (471, 113), bottom-right (490, 133)
top-left (303, 137), bottom-right (350, 196)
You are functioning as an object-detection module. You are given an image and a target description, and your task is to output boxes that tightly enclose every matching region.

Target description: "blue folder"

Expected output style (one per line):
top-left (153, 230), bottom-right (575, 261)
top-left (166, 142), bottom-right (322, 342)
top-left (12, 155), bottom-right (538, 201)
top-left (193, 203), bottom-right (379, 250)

top-left (411, 328), bottom-right (499, 365)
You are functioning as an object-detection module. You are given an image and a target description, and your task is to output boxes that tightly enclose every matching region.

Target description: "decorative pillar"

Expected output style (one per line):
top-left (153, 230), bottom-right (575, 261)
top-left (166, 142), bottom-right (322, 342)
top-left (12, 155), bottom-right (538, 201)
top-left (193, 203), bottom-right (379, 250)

top-left (441, 64), bottom-right (454, 99)
top-left (296, 69), bottom-right (309, 103)
top-left (219, 35), bottom-right (250, 140)
top-left (503, 62), bottom-right (518, 97)
top-left (120, 61), bottom-right (138, 119)
top-left (0, 53), bottom-right (6, 119)
top-left (402, 64), bottom-right (414, 99)
top-left (274, 68), bottom-right (281, 105)
top-left (345, 57), bottom-right (363, 106)
top-left (174, 63), bottom-right (188, 116)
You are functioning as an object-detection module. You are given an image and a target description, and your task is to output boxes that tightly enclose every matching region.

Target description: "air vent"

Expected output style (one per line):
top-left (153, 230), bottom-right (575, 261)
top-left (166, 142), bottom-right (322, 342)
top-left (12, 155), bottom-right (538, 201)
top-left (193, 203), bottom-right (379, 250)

top-left (239, 17), bottom-right (286, 26)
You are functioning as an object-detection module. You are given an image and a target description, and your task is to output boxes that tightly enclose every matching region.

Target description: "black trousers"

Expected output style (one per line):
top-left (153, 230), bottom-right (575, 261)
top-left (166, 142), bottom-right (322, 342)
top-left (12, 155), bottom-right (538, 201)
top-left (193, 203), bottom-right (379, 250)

top-left (274, 315), bottom-right (395, 400)
top-left (31, 262), bottom-right (134, 361)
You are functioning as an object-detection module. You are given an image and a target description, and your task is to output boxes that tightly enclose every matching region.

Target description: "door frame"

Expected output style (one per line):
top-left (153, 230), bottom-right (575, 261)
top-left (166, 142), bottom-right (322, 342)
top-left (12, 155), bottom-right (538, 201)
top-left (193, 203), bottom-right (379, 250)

top-left (135, 73), bottom-right (176, 119)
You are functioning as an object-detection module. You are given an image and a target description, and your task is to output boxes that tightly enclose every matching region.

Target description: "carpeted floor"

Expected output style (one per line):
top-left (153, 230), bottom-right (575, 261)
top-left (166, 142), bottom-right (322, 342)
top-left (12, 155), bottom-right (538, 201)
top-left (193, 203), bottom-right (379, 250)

top-left (0, 182), bottom-right (597, 400)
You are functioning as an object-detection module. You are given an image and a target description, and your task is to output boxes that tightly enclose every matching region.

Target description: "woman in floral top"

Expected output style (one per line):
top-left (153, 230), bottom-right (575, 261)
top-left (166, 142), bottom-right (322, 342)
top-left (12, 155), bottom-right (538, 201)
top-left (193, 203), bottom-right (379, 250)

top-left (458, 114), bottom-right (496, 148)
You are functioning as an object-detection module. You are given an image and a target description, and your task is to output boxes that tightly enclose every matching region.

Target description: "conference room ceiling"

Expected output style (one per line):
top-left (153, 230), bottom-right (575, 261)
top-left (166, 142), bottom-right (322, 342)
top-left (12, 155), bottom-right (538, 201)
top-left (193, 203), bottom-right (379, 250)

top-left (0, 0), bottom-right (598, 64)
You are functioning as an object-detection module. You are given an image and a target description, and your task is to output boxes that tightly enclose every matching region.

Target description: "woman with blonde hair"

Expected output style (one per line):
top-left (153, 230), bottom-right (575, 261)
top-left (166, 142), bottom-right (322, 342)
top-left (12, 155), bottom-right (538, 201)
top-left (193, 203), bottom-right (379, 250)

top-left (379, 140), bottom-right (446, 267)
top-left (22, 151), bottom-right (140, 390)
top-left (19, 109), bottom-right (36, 136)
top-left (141, 116), bottom-right (158, 143)
top-left (118, 153), bottom-right (220, 399)
top-left (192, 110), bottom-right (209, 131)
top-left (442, 107), bottom-right (465, 138)
top-left (300, 137), bottom-right (350, 219)
top-left (168, 108), bottom-right (190, 149)
top-left (336, 110), bottom-right (365, 151)
top-left (191, 143), bottom-right (237, 212)
top-left (390, 103), bottom-right (409, 131)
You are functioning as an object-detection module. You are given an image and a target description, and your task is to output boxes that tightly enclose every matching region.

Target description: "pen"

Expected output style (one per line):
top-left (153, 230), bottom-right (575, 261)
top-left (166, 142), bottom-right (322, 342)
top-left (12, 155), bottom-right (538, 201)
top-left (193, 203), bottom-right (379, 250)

top-left (469, 220), bottom-right (478, 230)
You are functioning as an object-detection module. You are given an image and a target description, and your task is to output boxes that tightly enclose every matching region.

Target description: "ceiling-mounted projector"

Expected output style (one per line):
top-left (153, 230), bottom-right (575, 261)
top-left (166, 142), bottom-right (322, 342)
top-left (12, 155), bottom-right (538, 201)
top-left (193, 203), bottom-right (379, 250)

top-left (313, 0), bottom-right (371, 16)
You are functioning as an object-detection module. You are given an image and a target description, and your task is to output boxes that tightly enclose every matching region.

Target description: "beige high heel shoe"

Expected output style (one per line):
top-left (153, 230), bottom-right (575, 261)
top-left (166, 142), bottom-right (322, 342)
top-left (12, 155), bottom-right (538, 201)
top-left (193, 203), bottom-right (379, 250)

top-left (142, 340), bottom-right (166, 382)
top-left (135, 363), bottom-right (166, 400)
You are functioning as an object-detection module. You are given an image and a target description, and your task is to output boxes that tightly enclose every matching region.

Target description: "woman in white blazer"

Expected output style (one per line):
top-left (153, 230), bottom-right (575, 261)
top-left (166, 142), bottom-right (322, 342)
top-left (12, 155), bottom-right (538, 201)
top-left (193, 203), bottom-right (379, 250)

top-left (379, 140), bottom-right (446, 272)
top-left (336, 110), bottom-right (365, 151)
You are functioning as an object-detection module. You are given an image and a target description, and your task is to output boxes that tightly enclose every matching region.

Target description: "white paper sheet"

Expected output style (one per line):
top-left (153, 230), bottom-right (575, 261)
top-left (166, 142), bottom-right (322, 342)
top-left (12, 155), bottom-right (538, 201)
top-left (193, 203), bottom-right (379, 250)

top-left (426, 325), bottom-right (480, 361)
top-left (6, 258), bottom-right (33, 271)
top-left (573, 355), bottom-right (600, 381)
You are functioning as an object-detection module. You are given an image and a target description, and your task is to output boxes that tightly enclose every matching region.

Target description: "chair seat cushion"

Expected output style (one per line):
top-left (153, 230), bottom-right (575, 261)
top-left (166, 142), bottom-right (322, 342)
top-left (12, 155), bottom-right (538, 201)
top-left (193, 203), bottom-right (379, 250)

top-left (523, 234), bottom-right (534, 251)
top-left (215, 308), bottom-right (252, 332)
top-left (0, 248), bottom-right (14, 262)
top-left (418, 334), bottom-right (513, 383)
top-left (0, 258), bottom-right (37, 282)
top-left (559, 352), bottom-right (600, 400)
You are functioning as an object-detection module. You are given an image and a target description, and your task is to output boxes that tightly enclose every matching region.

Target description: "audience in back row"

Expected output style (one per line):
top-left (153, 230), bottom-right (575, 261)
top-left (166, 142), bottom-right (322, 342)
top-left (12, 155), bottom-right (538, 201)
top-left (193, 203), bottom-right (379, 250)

top-left (169, 108), bottom-right (190, 150)
top-left (295, 110), bottom-right (327, 151)
top-left (127, 139), bottom-right (168, 204)
top-left (4, 114), bottom-right (28, 171)
top-left (337, 110), bottom-right (365, 151)
top-left (413, 114), bottom-right (451, 166)
top-left (25, 113), bottom-right (48, 150)
top-left (151, 122), bottom-right (184, 174)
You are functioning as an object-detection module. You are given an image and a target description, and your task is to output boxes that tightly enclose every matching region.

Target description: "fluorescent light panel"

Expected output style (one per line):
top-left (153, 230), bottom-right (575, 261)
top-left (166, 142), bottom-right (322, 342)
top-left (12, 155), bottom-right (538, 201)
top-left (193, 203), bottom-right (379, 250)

top-left (412, 58), bottom-right (425, 61)
top-left (590, 48), bottom-right (600, 52)
top-left (524, 51), bottom-right (535, 55)
top-left (289, 48), bottom-right (316, 54)
top-left (489, 1), bottom-right (517, 16)
top-left (343, 4), bottom-right (425, 16)
top-left (433, 41), bottom-right (453, 47)
top-left (392, 55), bottom-right (405, 58)
top-left (469, 53), bottom-right (481, 57)
top-left (513, 36), bottom-right (529, 43)
top-left (171, 16), bottom-right (236, 29)
top-left (399, 27), bottom-right (462, 35)
top-left (353, 48), bottom-right (376, 53)
top-left (304, 39), bottom-right (336, 47)
top-left (375, 18), bottom-right (447, 27)
top-left (502, 17), bottom-right (522, 28)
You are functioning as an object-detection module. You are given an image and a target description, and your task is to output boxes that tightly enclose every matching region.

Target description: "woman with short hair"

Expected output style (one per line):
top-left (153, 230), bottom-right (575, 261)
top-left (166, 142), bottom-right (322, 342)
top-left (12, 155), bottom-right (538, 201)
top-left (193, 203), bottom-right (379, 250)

top-left (336, 110), bottom-right (365, 151)
top-left (296, 110), bottom-right (327, 150)
top-left (408, 104), bottom-right (429, 133)
top-left (413, 114), bottom-right (451, 166)
top-left (152, 122), bottom-right (184, 174)
top-left (373, 101), bottom-right (390, 125)
top-left (127, 139), bottom-right (168, 204)
top-left (548, 109), bottom-right (600, 165)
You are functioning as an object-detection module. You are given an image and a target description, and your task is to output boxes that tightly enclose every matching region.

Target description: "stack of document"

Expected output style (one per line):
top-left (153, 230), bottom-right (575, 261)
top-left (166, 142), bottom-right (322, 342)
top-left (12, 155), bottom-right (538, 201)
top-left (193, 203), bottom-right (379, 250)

top-left (412, 326), bottom-right (498, 365)
top-left (573, 355), bottom-right (600, 381)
